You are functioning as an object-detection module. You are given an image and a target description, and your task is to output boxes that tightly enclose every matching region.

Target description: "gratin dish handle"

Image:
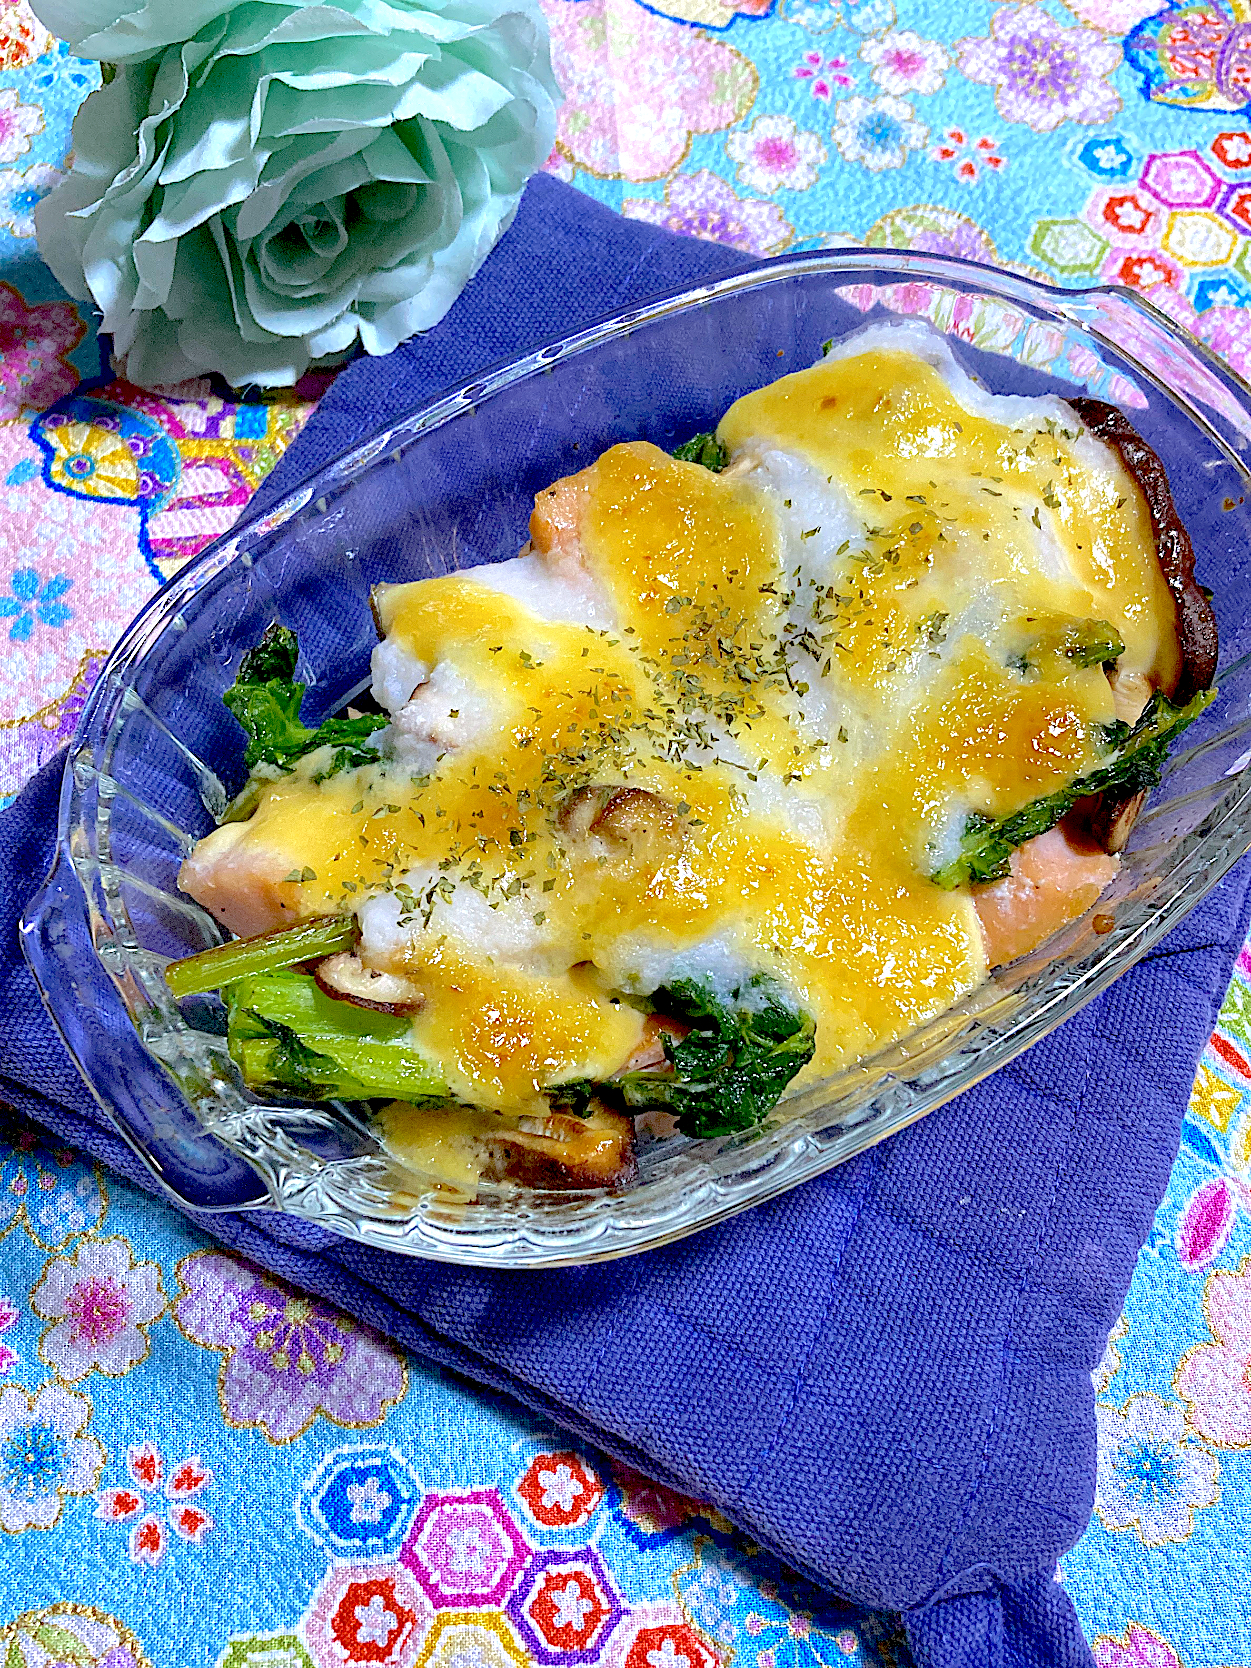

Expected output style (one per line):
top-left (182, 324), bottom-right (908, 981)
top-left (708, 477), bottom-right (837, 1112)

top-left (19, 847), bottom-right (271, 1215)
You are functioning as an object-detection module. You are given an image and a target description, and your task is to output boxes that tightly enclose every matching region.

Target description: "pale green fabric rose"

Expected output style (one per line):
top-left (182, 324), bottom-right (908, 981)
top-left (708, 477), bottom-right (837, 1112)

top-left (32, 0), bottom-right (558, 386)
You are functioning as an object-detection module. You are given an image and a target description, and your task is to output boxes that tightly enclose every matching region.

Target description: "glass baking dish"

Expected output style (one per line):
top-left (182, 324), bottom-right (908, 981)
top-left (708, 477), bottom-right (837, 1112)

top-left (20, 250), bottom-right (1251, 1267)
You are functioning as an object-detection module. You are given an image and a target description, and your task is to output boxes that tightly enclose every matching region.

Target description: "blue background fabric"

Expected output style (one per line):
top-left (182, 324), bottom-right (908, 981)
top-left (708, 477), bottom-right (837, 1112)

top-left (2, 175), bottom-right (1247, 1667)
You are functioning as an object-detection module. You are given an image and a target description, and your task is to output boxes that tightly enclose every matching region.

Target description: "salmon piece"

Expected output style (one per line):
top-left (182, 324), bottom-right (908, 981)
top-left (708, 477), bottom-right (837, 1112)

top-left (179, 821), bottom-right (301, 940)
top-left (528, 468), bottom-right (594, 582)
top-left (618, 1013), bottom-right (690, 1075)
top-left (973, 823), bottom-right (1119, 968)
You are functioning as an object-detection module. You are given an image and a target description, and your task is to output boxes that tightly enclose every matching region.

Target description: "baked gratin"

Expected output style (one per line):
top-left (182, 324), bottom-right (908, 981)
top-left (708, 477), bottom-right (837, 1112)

top-left (168, 323), bottom-right (1218, 1196)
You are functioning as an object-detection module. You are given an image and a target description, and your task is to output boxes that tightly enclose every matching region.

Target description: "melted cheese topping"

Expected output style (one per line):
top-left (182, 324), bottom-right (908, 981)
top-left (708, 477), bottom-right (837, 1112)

top-left (184, 333), bottom-right (1181, 1119)
top-left (719, 343), bottom-right (1179, 687)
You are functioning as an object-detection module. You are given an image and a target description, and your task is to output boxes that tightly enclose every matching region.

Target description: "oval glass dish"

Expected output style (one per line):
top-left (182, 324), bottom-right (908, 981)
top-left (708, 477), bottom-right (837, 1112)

top-left (21, 250), bottom-right (1251, 1267)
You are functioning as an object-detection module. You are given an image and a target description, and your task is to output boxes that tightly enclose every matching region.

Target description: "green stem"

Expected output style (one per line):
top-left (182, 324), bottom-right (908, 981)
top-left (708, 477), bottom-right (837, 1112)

top-left (165, 915), bottom-right (356, 999)
top-left (931, 686), bottom-right (1215, 890)
top-left (226, 971), bottom-right (446, 1102)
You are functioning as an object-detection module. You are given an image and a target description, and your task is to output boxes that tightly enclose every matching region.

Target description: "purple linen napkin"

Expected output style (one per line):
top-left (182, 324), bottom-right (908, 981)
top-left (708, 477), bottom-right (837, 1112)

top-left (4, 174), bottom-right (1248, 1668)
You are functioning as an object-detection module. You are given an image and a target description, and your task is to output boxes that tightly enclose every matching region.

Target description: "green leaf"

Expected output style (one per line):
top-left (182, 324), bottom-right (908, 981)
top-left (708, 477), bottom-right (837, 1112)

top-left (226, 971), bottom-right (445, 1102)
top-left (931, 686), bottom-right (1215, 890)
top-left (222, 622), bottom-right (387, 776)
top-left (605, 974), bottom-right (815, 1138)
top-left (1062, 618), bottom-right (1126, 669)
top-left (1218, 978), bottom-right (1251, 1050)
top-left (672, 433), bottom-right (730, 473)
top-left (1011, 616), bottom-right (1126, 674)
top-left (545, 1078), bottom-right (596, 1116)
top-left (237, 621), bottom-right (299, 684)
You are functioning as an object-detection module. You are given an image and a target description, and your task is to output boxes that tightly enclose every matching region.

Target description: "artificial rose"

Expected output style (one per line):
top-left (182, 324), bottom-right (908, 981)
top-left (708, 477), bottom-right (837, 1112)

top-left (31, 0), bottom-right (558, 386)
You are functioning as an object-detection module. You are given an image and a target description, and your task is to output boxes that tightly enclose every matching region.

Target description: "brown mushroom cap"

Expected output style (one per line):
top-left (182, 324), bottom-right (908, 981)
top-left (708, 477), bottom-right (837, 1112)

top-left (557, 785), bottom-right (685, 868)
top-left (1068, 397), bottom-right (1218, 703)
top-left (313, 952), bottom-right (425, 1015)
top-left (1055, 399), bottom-right (1220, 860)
top-left (1069, 788), bottom-right (1148, 855)
top-left (480, 1105), bottom-right (638, 1190)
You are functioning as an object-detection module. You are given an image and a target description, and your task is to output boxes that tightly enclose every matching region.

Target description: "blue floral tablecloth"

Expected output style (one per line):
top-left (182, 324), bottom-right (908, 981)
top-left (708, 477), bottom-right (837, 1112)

top-left (4, 0), bottom-right (1251, 1660)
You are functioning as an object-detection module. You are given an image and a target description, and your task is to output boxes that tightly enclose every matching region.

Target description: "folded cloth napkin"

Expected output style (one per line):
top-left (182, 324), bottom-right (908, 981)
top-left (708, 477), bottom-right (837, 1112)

top-left (3, 174), bottom-right (1248, 1668)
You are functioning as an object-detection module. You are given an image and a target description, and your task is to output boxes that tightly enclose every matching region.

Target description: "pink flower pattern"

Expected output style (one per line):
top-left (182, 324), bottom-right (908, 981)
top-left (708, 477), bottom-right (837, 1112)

top-left (0, 282), bottom-right (84, 421)
top-left (0, 1297), bottom-right (17, 1376)
top-left (860, 29), bottom-right (949, 95)
top-left (727, 113), bottom-right (827, 192)
top-left (0, 90), bottom-right (39, 164)
top-left (623, 172), bottom-right (792, 255)
top-left (955, 5), bottom-right (1122, 132)
top-left (792, 49), bottom-right (853, 100)
top-left (400, 1489), bottom-right (529, 1608)
top-left (31, 1236), bottom-right (166, 1382)
top-left (1176, 1258), bottom-right (1251, 1447)
top-left (542, 0), bottom-right (756, 182)
top-left (1092, 1622), bottom-right (1184, 1668)
top-left (95, 1439), bottom-right (214, 1566)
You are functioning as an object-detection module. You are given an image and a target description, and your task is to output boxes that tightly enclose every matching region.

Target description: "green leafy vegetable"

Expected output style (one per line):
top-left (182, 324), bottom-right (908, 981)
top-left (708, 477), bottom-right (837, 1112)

top-left (553, 974), bottom-right (815, 1138)
top-left (1061, 618), bottom-right (1126, 669)
top-left (672, 433), bottom-right (730, 473)
top-left (931, 686), bottom-right (1216, 890)
top-left (165, 914), bottom-right (356, 999)
top-left (1009, 617), bottom-right (1126, 675)
top-left (223, 622), bottom-right (387, 779)
top-left (226, 971), bottom-right (446, 1102)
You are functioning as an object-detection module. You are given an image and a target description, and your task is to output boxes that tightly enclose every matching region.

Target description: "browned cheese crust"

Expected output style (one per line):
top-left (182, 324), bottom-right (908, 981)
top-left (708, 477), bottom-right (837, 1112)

top-left (1068, 397), bottom-right (1218, 702)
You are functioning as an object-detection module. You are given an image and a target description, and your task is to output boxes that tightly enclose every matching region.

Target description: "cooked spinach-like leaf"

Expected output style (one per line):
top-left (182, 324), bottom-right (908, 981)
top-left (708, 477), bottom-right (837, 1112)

top-left (672, 433), bottom-right (730, 473)
top-left (1062, 618), bottom-right (1126, 669)
top-left (931, 686), bottom-right (1215, 890)
top-left (223, 622), bottom-right (387, 779)
top-left (166, 914), bottom-right (355, 999)
top-left (551, 974), bottom-right (815, 1138)
top-left (1009, 617), bottom-right (1126, 675)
